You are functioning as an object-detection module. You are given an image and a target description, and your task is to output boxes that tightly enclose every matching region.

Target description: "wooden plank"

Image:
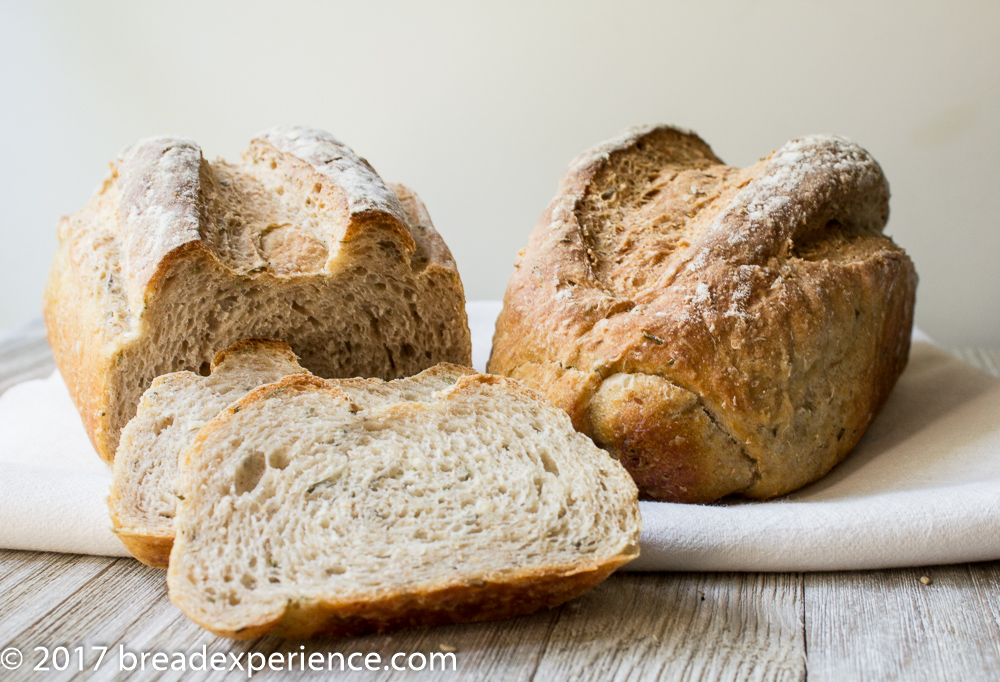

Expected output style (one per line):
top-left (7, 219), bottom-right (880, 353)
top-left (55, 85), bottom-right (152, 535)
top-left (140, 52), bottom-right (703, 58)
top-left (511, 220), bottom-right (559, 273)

top-left (0, 550), bottom-right (113, 645)
top-left (0, 318), bottom-right (53, 395)
top-left (251, 607), bottom-right (562, 682)
top-left (804, 563), bottom-right (1000, 682)
top-left (531, 572), bottom-right (805, 682)
top-left (2, 558), bottom-right (171, 681)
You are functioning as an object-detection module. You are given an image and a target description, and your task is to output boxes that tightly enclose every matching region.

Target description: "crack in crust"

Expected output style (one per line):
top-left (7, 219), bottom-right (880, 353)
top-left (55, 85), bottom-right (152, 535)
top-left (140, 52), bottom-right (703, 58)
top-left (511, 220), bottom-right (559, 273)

top-left (490, 125), bottom-right (917, 503)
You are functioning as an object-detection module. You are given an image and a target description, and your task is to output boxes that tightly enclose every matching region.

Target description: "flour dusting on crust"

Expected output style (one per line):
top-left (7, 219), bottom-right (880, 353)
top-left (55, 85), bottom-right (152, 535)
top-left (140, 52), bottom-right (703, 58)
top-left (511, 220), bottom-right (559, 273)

top-left (688, 135), bottom-right (886, 271)
top-left (255, 126), bottom-right (408, 226)
top-left (118, 137), bottom-right (204, 315)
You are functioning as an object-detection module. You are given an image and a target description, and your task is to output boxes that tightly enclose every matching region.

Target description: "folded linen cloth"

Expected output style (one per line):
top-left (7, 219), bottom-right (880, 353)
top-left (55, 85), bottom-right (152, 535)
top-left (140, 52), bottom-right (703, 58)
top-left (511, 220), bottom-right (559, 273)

top-left (0, 301), bottom-right (997, 571)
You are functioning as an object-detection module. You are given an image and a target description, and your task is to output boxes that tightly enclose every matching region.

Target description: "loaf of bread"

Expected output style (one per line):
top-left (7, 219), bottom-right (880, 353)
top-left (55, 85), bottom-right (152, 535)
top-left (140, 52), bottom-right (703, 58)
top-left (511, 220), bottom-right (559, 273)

top-left (166, 368), bottom-right (641, 639)
top-left (44, 126), bottom-right (471, 464)
top-left (489, 125), bottom-right (917, 504)
top-left (109, 339), bottom-right (309, 568)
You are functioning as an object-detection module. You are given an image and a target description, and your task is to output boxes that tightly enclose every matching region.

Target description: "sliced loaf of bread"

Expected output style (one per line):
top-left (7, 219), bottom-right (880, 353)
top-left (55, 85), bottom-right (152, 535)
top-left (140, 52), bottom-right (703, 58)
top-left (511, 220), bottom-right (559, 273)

top-left (167, 369), bottom-right (641, 639)
top-left (109, 339), bottom-right (309, 567)
top-left (44, 126), bottom-right (472, 464)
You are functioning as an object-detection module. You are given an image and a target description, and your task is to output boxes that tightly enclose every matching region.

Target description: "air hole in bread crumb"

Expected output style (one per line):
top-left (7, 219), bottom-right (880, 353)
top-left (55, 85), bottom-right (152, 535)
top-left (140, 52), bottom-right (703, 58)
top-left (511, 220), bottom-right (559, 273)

top-left (539, 449), bottom-right (559, 476)
top-left (241, 574), bottom-right (257, 590)
top-left (198, 362), bottom-right (211, 377)
top-left (234, 451), bottom-right (266, 494)
top-left (267, 448), bottom-right (290, 470)
top-left (153, 415), bottom-right (174, 436)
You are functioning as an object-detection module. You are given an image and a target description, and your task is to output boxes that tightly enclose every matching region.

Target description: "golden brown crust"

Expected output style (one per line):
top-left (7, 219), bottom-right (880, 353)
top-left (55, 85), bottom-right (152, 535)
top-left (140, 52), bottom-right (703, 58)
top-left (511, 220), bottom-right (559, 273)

top-left (193, 558), bottom-right (629, 640)
top-left (112, 528), bottom-right (173, 569)
top-left (43, 232), bottom-right (116, 458)
top-left (489, 125), bottom-right (917, 503)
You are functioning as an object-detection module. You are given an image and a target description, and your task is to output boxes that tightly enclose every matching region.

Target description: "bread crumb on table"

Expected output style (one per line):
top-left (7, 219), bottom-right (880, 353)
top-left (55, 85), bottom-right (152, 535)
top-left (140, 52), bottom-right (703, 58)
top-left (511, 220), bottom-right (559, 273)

top-left (920, 575), bottom-right (932, 586)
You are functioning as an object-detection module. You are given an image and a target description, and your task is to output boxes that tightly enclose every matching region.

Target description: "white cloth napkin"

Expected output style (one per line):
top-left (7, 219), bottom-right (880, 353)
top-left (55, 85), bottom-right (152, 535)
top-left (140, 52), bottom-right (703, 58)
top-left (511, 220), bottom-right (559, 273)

top-left (1, 301), bottom-right (998, 571)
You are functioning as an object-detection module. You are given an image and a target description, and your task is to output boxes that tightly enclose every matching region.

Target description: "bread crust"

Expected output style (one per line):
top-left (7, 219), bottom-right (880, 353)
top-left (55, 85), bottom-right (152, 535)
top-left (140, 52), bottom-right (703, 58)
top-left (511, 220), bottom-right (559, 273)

top-left (113, 530), bottom-right (173, 569)
top-left (44, 127), bottom-right (471, 463)
top-left (489, 125), bottom-right (917, 503)
top-left (167, 372), bottom-right (641, 639)
top-left (186, 558), bottom-right (629, 640)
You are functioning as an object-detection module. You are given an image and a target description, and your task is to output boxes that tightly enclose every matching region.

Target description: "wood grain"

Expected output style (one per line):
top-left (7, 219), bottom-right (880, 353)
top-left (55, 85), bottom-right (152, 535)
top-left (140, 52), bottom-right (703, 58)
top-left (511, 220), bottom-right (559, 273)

top-left (532, 572), bottom-right (806, 682)
top-left (804, 564), bottom-right (1000, 681)
top-left (0, 318), bottom-right (53, 394)
top-left (0, 550), bottom-right (112, 645)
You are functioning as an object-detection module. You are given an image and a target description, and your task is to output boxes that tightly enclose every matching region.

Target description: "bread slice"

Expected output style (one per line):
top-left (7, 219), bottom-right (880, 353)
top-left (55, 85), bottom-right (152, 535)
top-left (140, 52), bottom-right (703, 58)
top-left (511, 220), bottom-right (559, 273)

top-left (109, 339), bottom-right (310, 567)
top-left (166, 368), bottom-right (641, 639)
top-left (44, 126), bottom-right (471, 464)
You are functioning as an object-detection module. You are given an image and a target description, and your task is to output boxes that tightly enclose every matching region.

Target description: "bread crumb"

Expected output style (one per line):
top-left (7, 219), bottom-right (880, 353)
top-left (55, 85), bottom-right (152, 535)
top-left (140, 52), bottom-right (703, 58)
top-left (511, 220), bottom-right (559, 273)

top-left (919, 575), bottom-right (932, 586)
top-left (439, 643), bottom-right (457, 653)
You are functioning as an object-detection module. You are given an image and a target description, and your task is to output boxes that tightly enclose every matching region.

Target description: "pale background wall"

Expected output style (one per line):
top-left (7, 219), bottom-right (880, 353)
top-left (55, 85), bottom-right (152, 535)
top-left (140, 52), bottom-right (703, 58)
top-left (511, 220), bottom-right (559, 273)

top-left (1, 0), bottom-right (997, 345)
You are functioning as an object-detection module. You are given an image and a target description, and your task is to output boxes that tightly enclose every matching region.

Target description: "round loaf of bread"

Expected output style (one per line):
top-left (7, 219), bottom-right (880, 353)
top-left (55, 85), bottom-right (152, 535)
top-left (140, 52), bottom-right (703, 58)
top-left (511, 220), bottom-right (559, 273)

top-left (489, 125), bottom-right (917, 504)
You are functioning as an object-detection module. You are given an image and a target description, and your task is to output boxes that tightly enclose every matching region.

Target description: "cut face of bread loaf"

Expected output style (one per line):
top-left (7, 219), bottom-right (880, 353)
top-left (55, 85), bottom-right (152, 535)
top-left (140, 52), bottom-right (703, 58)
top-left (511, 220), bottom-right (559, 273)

top-left (108, 339), bottom-right (309, 568)
top-left (44, 126), bottom-right (471, 463)
top-left (490, 125), bottom-right (917, 504)
top-left (166, 368), bottom-right (641, 639)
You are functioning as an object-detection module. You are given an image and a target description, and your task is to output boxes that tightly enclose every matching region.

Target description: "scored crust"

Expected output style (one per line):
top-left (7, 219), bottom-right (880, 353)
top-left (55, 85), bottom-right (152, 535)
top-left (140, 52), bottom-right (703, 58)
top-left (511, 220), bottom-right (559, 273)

top-left (489, 125), bottom-right (917, 503)
top-left (167, 372), bottom-right (640, 639)
top-left (44, 127), bottom-right (471, 464)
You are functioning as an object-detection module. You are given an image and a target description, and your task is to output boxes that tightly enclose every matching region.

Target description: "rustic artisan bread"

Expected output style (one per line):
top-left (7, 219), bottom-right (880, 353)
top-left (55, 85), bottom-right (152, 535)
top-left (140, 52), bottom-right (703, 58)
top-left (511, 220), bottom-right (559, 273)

top-left (108, 339), bottom-right (309, 568)
top-left (44, 126), bottom-right (471, 464)
top-left (489, 125), bottom-right (917, 504)
top-left (166, 367), bottom-right (641, 639)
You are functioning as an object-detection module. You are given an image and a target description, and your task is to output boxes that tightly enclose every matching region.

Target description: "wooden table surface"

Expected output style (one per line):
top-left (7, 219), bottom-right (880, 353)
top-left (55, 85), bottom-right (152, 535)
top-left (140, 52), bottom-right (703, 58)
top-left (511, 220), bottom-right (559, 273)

top-left (1, 320), bottom-right (998, 681)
